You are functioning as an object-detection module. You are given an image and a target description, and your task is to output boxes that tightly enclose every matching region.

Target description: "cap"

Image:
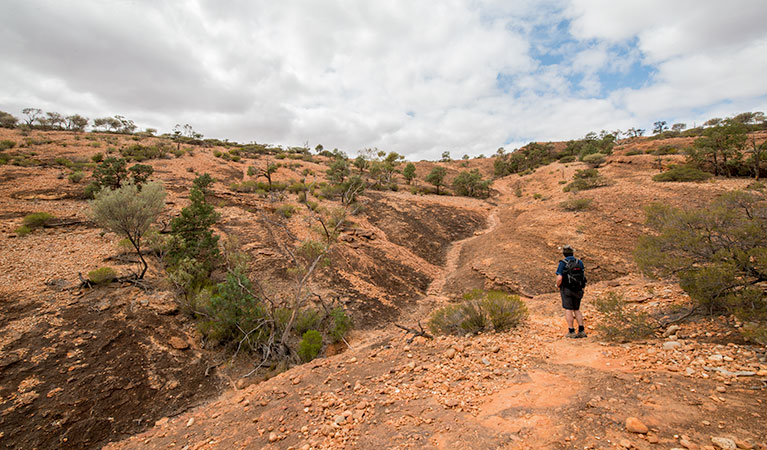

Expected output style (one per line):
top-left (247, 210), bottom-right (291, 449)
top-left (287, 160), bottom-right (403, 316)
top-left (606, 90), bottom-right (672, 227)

top-left (562, 245), bottom-right (574, 254)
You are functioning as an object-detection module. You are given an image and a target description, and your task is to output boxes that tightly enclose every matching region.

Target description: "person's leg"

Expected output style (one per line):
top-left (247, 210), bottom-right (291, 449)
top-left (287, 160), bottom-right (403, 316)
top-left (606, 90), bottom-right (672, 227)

top-left (574, 310), bottom-right (584, 327)
top-left (565, 309), bottom-right (575, 329)
top-left (574, 309), bottom-right (587, 337)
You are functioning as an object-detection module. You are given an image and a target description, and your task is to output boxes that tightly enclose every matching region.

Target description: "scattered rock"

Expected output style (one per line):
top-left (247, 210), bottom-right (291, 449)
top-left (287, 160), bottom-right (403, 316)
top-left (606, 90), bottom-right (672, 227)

top-left (663, 341), bottom-right (682, 350)
top-left (711, 437), bottom-right (737, 450)
top-left (625, 417), bottom-right (649, 434)
top-left (186, 417), bottom-right (195, 427)
top-left (663, 325), bottom-right (681, 337)
top-left (445, 348), bottom-right (457, 359)
top-left (619, 438), bottom-right (632, 448)
top-left (169, 337), bottom-right (189, 350)
top-left (333, 415), bottom-right (346, 426)
top-left (268, 432), bottom-right (278, 442)
top-left (444, 398), bottom-right (460, 408)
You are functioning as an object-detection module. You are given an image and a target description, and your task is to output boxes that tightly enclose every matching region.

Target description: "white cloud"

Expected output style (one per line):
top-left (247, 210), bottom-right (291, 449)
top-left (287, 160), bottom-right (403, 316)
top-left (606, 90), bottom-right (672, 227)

top-left (0, 0), bottom-right (766, 159)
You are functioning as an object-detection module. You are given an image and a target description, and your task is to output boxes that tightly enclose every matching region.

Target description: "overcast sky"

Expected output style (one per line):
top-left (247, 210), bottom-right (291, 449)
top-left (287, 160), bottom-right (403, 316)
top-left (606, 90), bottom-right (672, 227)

top-left (1, 1), bottom-right (766, 160)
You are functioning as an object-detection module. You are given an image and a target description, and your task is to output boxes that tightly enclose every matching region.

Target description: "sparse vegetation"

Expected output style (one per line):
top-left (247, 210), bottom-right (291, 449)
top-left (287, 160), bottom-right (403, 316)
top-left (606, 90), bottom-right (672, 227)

top-left (563, 168), bottom-right (608, 192)
top-left (652, 165), bottom-right (712, 182)
top-left (23, 212), bottom-right (55, 229)
top-left (297, 330), bottom-right (323, 362)
top-left (428, 290), bottom-right (527, 336)
top-left (425, 166), bottom-right (448, 194)
top-left (452, 169), bottom-right (491, 198)
top-left (559, 197), bottom-right (592, 211)
top-left (594, 292), bottom-right (655, 342)
top-left (87, 267), bottom-right (118, 285)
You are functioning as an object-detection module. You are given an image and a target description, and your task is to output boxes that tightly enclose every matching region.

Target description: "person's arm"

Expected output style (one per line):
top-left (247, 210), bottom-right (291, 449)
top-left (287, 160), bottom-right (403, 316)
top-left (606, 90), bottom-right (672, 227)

top-left (556, 274), bottom-right (563, 288)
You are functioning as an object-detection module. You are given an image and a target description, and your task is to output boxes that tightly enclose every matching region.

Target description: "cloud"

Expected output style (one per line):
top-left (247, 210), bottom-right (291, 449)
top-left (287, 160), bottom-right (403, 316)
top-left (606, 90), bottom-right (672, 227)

top-left (0, 0), bottom-right (766, 159)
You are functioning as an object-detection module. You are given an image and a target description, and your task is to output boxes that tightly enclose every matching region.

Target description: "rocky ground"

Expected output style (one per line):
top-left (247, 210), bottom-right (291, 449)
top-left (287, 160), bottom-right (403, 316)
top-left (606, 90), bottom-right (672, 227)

top-left (1, 129), bottom-right (765, 449)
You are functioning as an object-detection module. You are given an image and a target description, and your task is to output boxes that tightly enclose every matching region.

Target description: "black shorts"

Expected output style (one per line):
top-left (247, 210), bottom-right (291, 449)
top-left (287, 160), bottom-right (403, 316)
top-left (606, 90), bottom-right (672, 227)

top-left (560, 287), bottom-right (584, 310)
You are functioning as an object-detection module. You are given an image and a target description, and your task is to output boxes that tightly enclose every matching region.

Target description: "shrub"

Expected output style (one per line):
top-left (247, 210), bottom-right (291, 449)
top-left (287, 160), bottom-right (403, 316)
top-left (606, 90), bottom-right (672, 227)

top-left (563, 169), bottom-right (608, 192)
top-left (625, 149), bottom-right (642, 156)
top-left (652, 144), bottom-right (678, 155)
top-left (652, 165), bottom-right (712, 182)
top-left (119, 143), bottom-right (168, 161)
top-left (91, 182), bottom-right (166, 279)
top-left (54, 157), bottom-right (73, 168)
top-left (276, 204), bottom-right (295, 219)
top-left (213, 150), bottom-right (222, 158)
top-left (328, 307), bottom-right (351, 343)
top-left (294, 309), bottom-right (322, 336)
top-left (83, 181), bottom-right (101, 199)
top-left (478, 291), bottom-right (528, 332)
top-left (88, 267), bottom-right (117, 284)
top-left (452, 169), bottom-right (492, 198)
top-left (582, 153), bottom-right (606, 168)
top-left (594, 292), bottom-right (655, 342)
top-left (297, 330), bottom-right (323, 362)
top-left (746, 181), bottom-right (766, 192)
top-left (91, 152), bottom-right (104, 163)
top-left (532, 193), bottom-right (542, 199)
top-left (68, 171), bottom-right (85, 183)
top-left (429, 290), bottom-right (527, 335)
top-left (23, 212), bottom-right (55, 229)
top-left (0, 140), bottom-right (16, 151)
top-left (559, 197), bottom-right (592, 211)
top-left (558, 155), bottom-right (576, 163)
top-left (14, 225), bottom-right (31, 236)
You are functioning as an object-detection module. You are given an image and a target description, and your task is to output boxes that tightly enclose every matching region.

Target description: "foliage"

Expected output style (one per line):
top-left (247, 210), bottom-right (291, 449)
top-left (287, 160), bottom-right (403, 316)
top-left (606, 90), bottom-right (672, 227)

top-left (0, 111), bottom-right (18, 128)
top-left (440, 151), bottom-right (451, 162)
top-left (367, 152), bottom-right (404, 187)
top-left (494, 142), bottom-right (557, 177)
top-left (166, 174), bottom-right (220, 287)
top-left (652, 165), bottom-right (712, 182)
top-left (276, 204), bottom-right (295, 219)
top-left (119, 143), bottom-right (168, 161)
top-left (452, 169), bottom-right (492, 198)
top-left (328, 307), bottom-right (351, 343)
top-left (326, 157), bottom-right (350, 184)
top-left (686, 119), bottom-right (748, 177)
top-left (297, 330), bottom-right (323, 362)
top-left (0, 140), bottom-right (15, 151)
top-left (582, 153), bottom-right (606, 168)
top-left (294, 309), bottom-right (322, 336)
top-left (563, 169), bottom-right (609, 192)
top-left (425, 166), bottom-right (448, 194)
top-left (635, 191), bottom-right (767, 343)
top-left (594, 292), bottom-right (655, 342)
top-left (91, 152), bottom-right (104, 163)
top-left (559, 197), bottom-right (593, 211)
top-left (429, 290), bottom-right (527, 335)
top-left (402, 162), bottom-right (416, 184)
top-left (91, 182), bottom-right (166, 278)
top-left (68, 171), bottom-right (85, 183)
top-left (93, 157), bottom-right (127, 190)
top-left (88, 267), bottom-right (118, 284)
top-left (23, 212), bottom-right (55, 229)
top-left (14, 225), bottom-right (31, 236)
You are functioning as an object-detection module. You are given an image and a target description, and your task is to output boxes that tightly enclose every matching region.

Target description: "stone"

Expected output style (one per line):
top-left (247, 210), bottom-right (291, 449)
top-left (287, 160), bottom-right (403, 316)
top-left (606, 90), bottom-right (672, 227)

top-left (444, 398), bottom-right (459, 408)
top-left (625, 417), bottom-right (649, 434)
top-left (347, 357), bottom-right (358, 364)
top-left (663, 341), bottom-right (682, 350)
top-left (734, 439), bottom-right (754, 449)
top-left (445, 348), bottom-right (457, 359)
top-left (711, 437), bottom-right (737, 450)
top-left (664, 325), bottom-right (681, 337)
top-left (169, 337), bottom-right (189, 350)
top-left (333, 415), bottom-right (346, 425)
top-left (490, 345), bottom-right (501, 353)
top-left (186, 417), bottom-right (195, 427)
top-left (619, 438), bottom-right (632, 448)
top-left (680, 439), bottom-right (699, 449)
top-left (268, 432), bottom-right (278, 442)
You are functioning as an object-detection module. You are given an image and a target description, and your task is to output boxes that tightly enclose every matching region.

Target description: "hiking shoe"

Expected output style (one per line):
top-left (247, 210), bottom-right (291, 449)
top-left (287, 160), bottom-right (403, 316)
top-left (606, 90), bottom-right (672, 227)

top-left (576, 330), bottom-right (588, 338)
top-left (566, 331), bottom-right (577, 339)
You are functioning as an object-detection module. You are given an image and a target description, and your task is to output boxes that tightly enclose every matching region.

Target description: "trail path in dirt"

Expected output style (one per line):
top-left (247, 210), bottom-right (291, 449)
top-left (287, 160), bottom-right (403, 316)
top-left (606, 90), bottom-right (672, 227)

top-left (107, 170), bottom-right (767, 450)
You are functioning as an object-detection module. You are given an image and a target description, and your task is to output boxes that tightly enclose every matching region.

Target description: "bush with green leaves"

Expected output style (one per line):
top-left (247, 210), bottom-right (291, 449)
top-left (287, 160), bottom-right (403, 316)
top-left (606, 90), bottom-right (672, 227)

top-left (429, 290), bottom-right (527, 335)
top-left (425, 166), bottom-right (448, 194)
top-left (276, 204), bottom-right (295, 219)
top-left (119, 143), bottom-right (168, 161)
top-left (91, 182), bottom-right (166, 279)
top-left (652, 165), bottom-right (712, 182)
top-left (594, 292), bottom-right (655, 342)
top-left (452, 169), bottom-right (492, 198)
top-left (294, 309), bottom-right (322, 336)
top-left (23, 212), bottom-right (55, 229)
top-left (0, 140), bottom-right (16, 151)
top-left (297, 330), bottom-right (323, 362)
top-left (68, 171), bottom-right (85, 183)
top-left (635, 191), bottom-right (767, 344)
top-left (402, 163), bottom-right (416, 184)
top-left (559, 197), bottom-right (592, 211)
top-left (563, 169), bottom-right (609, 192)
top-left (88, 267), bottom-right (118, 284)
top-left (328, 307), bottom-right (351, 343)
top-left (582, 153), bottom-right (606, 168)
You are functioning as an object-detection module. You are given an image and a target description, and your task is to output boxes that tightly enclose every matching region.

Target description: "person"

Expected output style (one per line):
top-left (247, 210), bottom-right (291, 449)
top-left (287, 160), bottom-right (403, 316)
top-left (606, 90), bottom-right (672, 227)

top-left (556, 245), bottom-right (587, 338)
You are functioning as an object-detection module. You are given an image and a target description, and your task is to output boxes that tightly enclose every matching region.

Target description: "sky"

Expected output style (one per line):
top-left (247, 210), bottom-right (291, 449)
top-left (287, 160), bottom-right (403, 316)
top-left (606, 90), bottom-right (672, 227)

top-left (1, 1), bottom-right (766, 160)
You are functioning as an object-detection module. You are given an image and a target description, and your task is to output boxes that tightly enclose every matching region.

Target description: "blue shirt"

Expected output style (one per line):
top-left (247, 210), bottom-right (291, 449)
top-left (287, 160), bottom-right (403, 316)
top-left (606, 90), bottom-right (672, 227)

top-left (556, 255), bottom-right (584, 275)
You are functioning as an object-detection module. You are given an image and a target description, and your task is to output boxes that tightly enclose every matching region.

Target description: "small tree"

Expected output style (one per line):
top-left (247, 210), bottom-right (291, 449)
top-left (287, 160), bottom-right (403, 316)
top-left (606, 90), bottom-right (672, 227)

top-left (91, 182), bottom-right (166, 279)
top-left (0, 111), bottom-right (17, 128)
top-left (353, 155), bottom-right (369, 174)
top-left (426, 166), bottom-right (448, 194)
top-left (452, 169), bottom-right (491, 197)
top-left (326, 157), bottom-right (350, 184)
top-left (653, 120), bottom-right (668, 135)
top-left (65, 114), bottom-right (89, 132)
top-left (21, 108), bottom-right (43, 127)
top-left (440, 151), bottom-right (451, 162)
top-left (402, 162), bottom-right (416, 184)
top-left (93, 157), bottom-right (128, 190)
top-left (671, 123), bottom-right (687, 133)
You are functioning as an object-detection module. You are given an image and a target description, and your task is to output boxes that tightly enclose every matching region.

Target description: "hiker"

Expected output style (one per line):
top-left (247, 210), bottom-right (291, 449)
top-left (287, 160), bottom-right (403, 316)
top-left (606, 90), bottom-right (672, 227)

top-left (556, 245), bottom-right (587, 338)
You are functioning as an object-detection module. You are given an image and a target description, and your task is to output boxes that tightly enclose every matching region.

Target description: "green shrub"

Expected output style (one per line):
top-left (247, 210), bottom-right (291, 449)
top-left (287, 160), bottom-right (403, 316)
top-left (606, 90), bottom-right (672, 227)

top-left (532, 193), bottom-right (542, 199)
top-left (746, 181), bottom-right (766, 192)
top-left (68, 171), bottom-right (85, 183)
top-left (54, 157), bottom-right (73, 168)
top-left (594, 292), bottom-right (655, 342)
top-left (652, 165), bottom-right (712, 182)
top-left (0, 140), bottom-right (16, 151)
top-left (294, 309), bottom-right (322, 336)
top-left (88, 267), bottom-right (118, 284)
top-left (297, 330), bottom-right (323, 362)
top-left (23, 212), bottom-right (55, 229)
top-left (213, 150), bottom-right (222, 158)
top-left (652, 144), bottom-right (678, 155)
top-left (276, 204), bottom-right (295, 219)
top-left (582, 153), bottom-right (606, 168)
top-left (328, 307), bottom-right (351, 343)
top-left (558, 155), bottom-right (576, 163)
top-left (429, 290), bottom-right (527, 335)
top-left (563, 169), bottom-right (608, 192)
top-left (14, 225), bottom-right (31, 236)
top-left (625, 149), bottom-right (642, 156)
top-left (560, 197), bottom-right (592, 211)
top-left (83, 181), bottom-right (101, 199)
top-left (91, 152), bottom-right (104, 163)
top-left (119, 143), bottom-right (168, 161)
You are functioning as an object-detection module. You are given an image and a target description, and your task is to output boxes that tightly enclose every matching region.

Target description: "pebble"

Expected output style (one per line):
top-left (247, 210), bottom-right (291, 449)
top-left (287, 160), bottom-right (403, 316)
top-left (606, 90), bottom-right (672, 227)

top-left (333, 415), bottom-right (346, 425)
top-left (663, 341), bottom-right (682, 350)
top-left (186, 418), bottom-right (194, 427)
top-left (625, 417), bottom-right (648, 434)
top-left (445, 348), bottom-right (457, 359)
top-left (268, 432), bottom-right (278, 442)
top-left (169, 337), bottom-right (189, 350)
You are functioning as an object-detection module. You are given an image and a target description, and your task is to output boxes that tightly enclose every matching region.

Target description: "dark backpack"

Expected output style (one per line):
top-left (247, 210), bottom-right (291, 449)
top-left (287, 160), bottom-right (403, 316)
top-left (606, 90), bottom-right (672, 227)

top-left (562, 258), bottom-right (586, 290)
